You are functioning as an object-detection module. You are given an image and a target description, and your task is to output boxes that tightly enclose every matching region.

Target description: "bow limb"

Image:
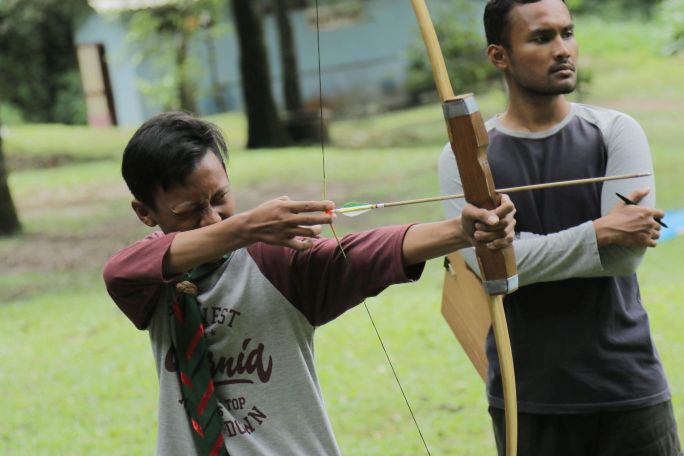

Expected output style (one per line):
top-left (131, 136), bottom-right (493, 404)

top-left (411, 1), bottom-right (518, 455)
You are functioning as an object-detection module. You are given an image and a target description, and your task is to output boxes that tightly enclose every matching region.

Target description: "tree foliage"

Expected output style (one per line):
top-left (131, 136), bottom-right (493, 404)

top-left (124, 0), bottom-right (226, 113)
top-left (566, 0), bottom-right (665, 18)
top-left (660, 0), bottom-right (684, 54)
top-left (0, 0), bottom-right (90, 124)
top-left (406, 1), bottom-right (496, 100)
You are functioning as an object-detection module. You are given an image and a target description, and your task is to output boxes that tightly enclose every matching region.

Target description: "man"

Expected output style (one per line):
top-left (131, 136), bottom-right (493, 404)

top-left (103, 111), bottom-right (516, 455)
top-left (438, 0), bottom-right (681, 455)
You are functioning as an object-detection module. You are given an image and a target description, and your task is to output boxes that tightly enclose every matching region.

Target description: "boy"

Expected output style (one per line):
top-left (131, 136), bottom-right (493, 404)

top-left (104, 111), bottom-right (516, 455)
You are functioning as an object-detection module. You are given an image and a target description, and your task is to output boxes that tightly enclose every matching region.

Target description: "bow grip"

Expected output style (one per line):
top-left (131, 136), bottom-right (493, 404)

top-left (443, 94), bottom-right (518, 295)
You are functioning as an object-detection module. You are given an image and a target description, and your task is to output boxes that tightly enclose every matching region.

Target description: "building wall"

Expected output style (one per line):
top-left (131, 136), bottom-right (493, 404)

top-left (75, 13), bottom-right (147, 126)
top-left (261, 0), bottom-right (421, 113)
top-left (74, 0), bottom-right (431, 126)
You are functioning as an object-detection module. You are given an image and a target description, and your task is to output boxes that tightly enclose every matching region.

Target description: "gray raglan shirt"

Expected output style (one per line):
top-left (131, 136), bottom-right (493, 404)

top-left (104, 225), bottom-right (423, 455)
top-left (438, 103), bottom-right (670, 413)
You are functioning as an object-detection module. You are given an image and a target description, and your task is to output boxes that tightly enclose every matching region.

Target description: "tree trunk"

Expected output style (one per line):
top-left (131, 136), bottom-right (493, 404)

top-left (274, 0), bottom-right (328, 144)
top-left (205, 33), bottom-right (228, 112)
top-left (0, 115), bottom-right (21, 236)
top-left (177, 32), bottom-right (198, 113)
top-left (231, 0), bottom-right (290, 148)
top-left (274, 0), bottom-right (303, 112)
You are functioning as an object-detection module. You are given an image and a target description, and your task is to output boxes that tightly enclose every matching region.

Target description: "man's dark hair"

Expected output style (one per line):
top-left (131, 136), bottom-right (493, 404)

top-left (484, 0), bottom-right (567, 49)
top-left (122, 111), bottom-right (228, 209)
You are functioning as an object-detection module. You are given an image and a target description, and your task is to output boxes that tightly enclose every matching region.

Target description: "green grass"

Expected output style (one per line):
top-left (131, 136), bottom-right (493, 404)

top-left (2, 15), bottom-right (684, 456)
top-left (316, 261), bottom-right (498, 455)
top-left (0, 281), bottom-right (158, 455)
top-left (3, 124), bottom-right (134, 166)
top-left (575, 17), bottom-right (684, 100)
top-left (2, 112), bottom-right (245, 170)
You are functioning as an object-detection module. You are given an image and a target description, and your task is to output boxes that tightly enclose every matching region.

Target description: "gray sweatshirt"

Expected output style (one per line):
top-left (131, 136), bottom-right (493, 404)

top-left (104, 225), bottom-right (423, 455)
top-left (438, 103), bottom-right (669, 413)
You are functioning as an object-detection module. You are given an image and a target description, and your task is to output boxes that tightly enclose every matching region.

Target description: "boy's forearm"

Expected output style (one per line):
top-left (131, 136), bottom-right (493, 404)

top-left (163, 198), bottom-right (333, 276)
top-left (402, 219), bottom-right (469, 266)
top-left (163, 213), bottom-right (251, 275)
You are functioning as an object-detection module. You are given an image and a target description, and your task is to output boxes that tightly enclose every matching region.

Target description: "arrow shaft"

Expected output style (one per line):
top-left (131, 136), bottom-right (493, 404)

top-left (333, 172), bottom-right (650, 215)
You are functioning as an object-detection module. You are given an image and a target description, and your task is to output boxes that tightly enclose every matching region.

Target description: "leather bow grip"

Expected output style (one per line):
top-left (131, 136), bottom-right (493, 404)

top-left (443, 94), bottom-right (518, 295)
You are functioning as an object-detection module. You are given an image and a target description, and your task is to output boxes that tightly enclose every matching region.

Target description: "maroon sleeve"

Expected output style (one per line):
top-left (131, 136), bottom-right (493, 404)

top-left (102, 231), bottom-right (179, 329)
top-left (247, 225), bottom-right (424, 326)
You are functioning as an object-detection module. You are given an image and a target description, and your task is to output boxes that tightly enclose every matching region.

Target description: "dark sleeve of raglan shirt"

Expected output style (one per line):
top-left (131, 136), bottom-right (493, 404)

top-left (247, 225), bottom-right (425, 326)
top-left (102, 231), bottom-right (179, 329)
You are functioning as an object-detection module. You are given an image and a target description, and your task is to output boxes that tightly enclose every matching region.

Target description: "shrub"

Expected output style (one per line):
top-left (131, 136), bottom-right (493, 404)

top-left (405, 0), bottom-right (497, 102)
top-left (660, 0), bottom-right (684, 54)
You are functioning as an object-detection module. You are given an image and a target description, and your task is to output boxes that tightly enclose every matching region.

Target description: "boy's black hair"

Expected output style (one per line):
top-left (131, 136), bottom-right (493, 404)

top-left (122, 112), bottom-right (228, 209)
top-left (484, 0), bottom-right (567, 49)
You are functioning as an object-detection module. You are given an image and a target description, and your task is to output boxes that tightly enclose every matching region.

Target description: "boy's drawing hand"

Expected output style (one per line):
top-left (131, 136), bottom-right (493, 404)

top-left (241, 196), bottom-right (335, 251)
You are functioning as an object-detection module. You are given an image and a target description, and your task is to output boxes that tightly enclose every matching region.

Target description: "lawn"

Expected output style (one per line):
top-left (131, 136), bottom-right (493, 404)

top-left (1, 16), bottom-right (683, 456)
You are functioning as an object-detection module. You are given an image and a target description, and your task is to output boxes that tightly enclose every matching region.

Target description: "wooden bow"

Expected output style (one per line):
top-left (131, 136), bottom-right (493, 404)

top-left (411, 1), bottom-right (518, 455)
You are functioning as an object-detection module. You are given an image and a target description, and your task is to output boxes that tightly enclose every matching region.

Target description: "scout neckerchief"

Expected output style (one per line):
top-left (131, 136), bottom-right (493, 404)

top-left (170, 254), bottom-right (231, 456)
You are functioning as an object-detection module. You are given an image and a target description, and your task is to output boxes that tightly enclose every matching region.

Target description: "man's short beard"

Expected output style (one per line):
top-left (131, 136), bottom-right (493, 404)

top-left (538, 84), bottom-right (576, 95)
top-left (517, 79), bottom-right (577, 97)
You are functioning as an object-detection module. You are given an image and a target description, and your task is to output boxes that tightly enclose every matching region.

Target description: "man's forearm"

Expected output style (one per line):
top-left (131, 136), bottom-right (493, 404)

top-left (438, 138), bottom-right (654, 283)
top-left (457, 222), bottom-right (605, 286)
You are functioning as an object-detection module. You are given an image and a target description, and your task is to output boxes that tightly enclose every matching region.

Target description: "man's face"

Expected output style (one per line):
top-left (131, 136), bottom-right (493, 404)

top-left (502, 0), bottom-right (578, 96)
top-left (134, 151), bottom-right (235, 233)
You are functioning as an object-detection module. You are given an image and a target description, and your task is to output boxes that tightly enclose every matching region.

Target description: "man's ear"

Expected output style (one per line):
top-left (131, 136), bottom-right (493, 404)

top-left (131, 200), bottom-right (158, 227)
top-left (487, 44), bottom-right (509, 71)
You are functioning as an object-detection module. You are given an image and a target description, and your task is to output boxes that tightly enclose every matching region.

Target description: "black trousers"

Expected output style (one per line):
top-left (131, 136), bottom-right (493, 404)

top-left (490, 401), bottom-right (682, 456)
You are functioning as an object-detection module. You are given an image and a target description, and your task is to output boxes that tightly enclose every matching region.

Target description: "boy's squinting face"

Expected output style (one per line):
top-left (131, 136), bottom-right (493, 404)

top-left (503, 0), bottom-right (577, 96)
top-left (133, 151), bottom-right (235, 233)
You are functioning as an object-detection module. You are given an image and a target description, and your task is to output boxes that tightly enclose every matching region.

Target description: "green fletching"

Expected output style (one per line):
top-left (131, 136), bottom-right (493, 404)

top-left (341, 202), bottom-right (370, 208)
top-left (335, 201), bottom-right (374, 217)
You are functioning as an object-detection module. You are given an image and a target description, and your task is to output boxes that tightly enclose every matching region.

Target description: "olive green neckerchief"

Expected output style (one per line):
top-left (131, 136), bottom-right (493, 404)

top-left (170, 254), bottom-right (231, 456)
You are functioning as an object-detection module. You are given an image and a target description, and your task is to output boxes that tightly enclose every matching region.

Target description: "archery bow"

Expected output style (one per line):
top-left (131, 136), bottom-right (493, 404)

top-left (411, 2), bottom-right (519, 456)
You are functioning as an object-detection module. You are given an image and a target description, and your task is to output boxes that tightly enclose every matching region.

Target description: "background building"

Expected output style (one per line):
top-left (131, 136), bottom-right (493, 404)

top-left (75, 0), bottom-right (425, 126)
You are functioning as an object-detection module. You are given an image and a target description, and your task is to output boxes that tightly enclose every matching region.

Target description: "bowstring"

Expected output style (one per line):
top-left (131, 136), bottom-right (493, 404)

top-left (313, 2), bottom-right (431, 454)
top-left (314, 0), bottom-right (327, 202)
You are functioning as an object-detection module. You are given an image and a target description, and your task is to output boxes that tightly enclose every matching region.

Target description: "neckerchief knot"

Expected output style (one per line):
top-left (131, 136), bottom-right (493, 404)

top-left (176, 280), bottom-right (199, 295)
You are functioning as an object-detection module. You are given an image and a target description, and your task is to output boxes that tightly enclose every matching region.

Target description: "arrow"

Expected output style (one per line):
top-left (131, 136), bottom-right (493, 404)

top-left (330, 172), bottom-right (651, 216)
